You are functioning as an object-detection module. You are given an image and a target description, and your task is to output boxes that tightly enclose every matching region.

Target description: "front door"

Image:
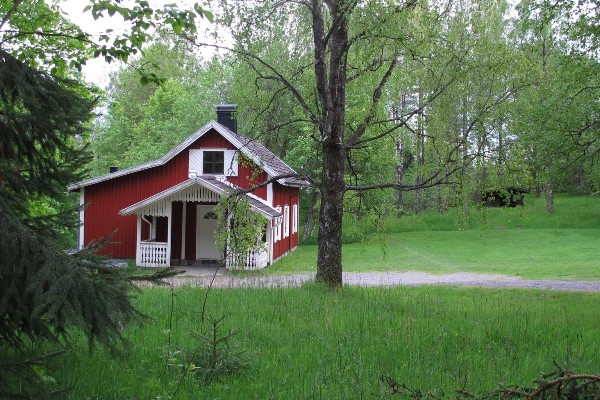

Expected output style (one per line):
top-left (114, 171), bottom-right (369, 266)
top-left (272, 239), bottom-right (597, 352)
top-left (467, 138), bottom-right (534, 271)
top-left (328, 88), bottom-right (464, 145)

top-left (196, 206), bottom-right (221, 260)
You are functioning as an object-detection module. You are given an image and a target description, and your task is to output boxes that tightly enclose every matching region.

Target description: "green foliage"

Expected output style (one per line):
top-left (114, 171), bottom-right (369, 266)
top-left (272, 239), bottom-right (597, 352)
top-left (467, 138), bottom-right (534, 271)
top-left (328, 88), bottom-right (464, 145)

top-left (214, 194), bottom-right (267, 270)
top-left (1, 0), bottom-right (210, 84)
top-left (0, 46), bottom-right (144, 370)
top-left (0, 0), bottom-right (90, 78)
top-left (40, 286), bottom-right (600, 398)
top-left (90, 36), bottom-right (230, 175)
top-left (0, 212), bottom-right (144, 349)
top-left (187, 315), bottom-right (249, 381)
top-left (85, 0), bottom-right (211, 84)
top-left (0, 1), bottom-right (211, 396)
top-left (0, 50), bottom-right (93, 222)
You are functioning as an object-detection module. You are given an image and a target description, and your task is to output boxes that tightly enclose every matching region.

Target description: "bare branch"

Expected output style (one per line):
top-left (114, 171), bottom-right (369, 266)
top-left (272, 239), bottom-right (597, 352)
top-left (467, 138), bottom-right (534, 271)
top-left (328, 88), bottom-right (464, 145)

top-left (184, 39), bottom-right (321, 127)
top-left (229, 173), bottom-right (314, 197)
top-left (0, 30), bottom-right (91, 46)
top-left (346, 50), bottom-right (399, 146)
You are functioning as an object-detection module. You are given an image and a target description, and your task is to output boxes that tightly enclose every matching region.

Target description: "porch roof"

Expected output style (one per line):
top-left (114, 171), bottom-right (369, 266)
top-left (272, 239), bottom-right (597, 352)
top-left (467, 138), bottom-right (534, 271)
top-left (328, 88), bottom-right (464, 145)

top-left (119, 176), bottom-right (282, 219)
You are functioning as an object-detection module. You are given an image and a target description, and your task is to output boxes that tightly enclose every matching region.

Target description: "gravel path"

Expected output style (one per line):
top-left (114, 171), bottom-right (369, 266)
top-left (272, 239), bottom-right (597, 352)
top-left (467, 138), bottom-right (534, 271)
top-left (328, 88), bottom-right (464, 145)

top-left (157, 268), bottom-right (600, 292)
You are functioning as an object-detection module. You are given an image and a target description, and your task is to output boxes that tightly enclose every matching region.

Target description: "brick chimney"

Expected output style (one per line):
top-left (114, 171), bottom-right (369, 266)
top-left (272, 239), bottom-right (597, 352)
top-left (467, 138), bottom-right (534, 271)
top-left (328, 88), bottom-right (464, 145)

top-left (216, 104), bottom-right (237, 133)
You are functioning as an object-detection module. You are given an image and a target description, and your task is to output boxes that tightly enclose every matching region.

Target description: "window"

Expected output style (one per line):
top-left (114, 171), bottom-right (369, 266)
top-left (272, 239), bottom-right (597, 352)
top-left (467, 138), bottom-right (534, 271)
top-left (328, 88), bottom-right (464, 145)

top-left (274, 206), bottom-right (282, 242)
top-left (283, 205), bottom-right (290, 238)
top-left (189, 149), bottom-right (238, 176)
top-left (203, 151), bottom-right (224, 174)
top-left (292, 204), bottom-right (298, 234)
top-left (204, 211), bottom-right (218, 219)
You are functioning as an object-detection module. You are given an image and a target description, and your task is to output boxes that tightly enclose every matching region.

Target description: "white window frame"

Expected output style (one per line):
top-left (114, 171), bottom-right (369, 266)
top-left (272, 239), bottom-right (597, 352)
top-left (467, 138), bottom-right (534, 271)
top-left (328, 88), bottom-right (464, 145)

top-left (283, 205), bottom-right (290, 238)
top-left (189, 149), bottom-right (238, 176)
top-left (274, 206), bottom-right (282, 242)
top-left (292, 204), bottom-right (298, 234)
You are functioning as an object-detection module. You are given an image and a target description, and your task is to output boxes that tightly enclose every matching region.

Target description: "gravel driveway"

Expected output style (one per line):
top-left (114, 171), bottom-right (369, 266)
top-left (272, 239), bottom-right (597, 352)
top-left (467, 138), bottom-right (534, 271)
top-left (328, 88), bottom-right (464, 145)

top-left (158, 268), bottom-right (600, 292)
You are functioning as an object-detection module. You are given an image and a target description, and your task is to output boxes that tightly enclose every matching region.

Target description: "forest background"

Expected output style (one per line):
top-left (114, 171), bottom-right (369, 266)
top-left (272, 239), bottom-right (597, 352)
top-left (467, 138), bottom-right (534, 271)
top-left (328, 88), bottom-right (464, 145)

top-left (89, 0), bottom-right (599, 248)
top-left (1, 0), bottom-right (599, 395)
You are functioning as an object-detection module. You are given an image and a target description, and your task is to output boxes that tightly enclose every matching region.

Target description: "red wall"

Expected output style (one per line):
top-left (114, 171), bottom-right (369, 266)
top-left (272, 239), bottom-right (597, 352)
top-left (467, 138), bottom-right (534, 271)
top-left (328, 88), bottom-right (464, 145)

top-left (190, 129), bottom-right (268, 200)
top-left (82, 128), bottom-right (281, 259)
top-left (272, 182), bottom-right (300, 261)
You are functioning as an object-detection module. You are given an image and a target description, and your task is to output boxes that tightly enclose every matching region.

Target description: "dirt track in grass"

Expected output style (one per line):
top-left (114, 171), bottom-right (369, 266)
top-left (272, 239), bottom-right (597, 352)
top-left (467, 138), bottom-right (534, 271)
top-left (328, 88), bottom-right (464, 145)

top-left (149, 268), bottom-right (600, 292)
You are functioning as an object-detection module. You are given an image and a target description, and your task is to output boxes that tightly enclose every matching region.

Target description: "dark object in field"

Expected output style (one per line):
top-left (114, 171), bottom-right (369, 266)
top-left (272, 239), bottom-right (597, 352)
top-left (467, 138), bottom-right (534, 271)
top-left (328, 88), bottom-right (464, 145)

top-left (481, 187), bottom-right (529, 207)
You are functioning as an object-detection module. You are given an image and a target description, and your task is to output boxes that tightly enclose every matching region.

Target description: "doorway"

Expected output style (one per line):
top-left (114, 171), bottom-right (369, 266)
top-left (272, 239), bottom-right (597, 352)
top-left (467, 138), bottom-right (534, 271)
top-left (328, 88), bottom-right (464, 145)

top-left (196, 206), bottom-right (221, 260)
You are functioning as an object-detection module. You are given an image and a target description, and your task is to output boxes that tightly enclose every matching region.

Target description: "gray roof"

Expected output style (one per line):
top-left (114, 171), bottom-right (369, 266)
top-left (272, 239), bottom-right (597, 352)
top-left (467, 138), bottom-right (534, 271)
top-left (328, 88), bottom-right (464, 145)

top-left (68, 121), bottom-right (309, 191)
top-left (201, 176), bottom-right (283, 219)
top-left (224, 125), bottom-right (310, 187)
top-left (119, 176), bottom-right (282, 219)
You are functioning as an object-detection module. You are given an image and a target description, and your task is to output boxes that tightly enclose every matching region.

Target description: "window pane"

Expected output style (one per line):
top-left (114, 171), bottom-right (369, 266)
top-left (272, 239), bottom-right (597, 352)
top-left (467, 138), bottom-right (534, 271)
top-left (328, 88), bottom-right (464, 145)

top-left (203, 151), bottom-right (224, 174)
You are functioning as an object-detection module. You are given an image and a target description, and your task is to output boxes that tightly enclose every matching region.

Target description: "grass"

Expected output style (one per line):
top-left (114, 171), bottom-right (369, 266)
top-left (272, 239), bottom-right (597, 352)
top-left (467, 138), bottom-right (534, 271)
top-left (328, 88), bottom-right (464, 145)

top-left (269, 195), bottom-right (600, 280)
top-left (48, 286), bottom-right (600, 399)
top-left (34, 195), bottom-right (598, 398)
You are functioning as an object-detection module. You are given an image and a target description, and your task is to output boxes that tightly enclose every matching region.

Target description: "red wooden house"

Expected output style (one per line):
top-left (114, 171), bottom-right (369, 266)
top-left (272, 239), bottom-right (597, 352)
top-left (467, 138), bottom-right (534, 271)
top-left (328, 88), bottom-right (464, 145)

top-left (68, 105), bottom-right (308, 269)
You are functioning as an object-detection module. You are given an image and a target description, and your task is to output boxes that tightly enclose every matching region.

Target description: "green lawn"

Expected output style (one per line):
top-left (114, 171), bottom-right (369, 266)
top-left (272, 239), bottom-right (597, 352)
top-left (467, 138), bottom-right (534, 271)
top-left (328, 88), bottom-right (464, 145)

top-left (36, 195), bottom-right (599, 399)
top-left (270, 195), bottom-right (600, 280)
top-left (48, 286), bottom-right (600, 399)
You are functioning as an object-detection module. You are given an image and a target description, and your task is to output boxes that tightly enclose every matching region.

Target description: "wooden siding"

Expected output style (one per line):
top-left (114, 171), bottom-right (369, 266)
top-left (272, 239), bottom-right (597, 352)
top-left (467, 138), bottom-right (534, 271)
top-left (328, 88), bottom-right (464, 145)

top-left (83, 148), bottom-right (189, 258)
top-left (188, 129), bottom-right (267, 200)
top-left (272, 182), bottom-right (300, 261)
top-left (228, 170), bottom-right (268, 200)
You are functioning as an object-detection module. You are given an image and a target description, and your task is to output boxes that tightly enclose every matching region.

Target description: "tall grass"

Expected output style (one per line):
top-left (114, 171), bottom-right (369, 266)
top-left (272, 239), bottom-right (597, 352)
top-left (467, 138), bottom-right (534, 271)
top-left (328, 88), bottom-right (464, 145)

top-left (274, 195), bottom-right (600, 280)
top-left (50, 286), bottom-right (599, 399)
top-left (389, 195), bottom-right (600, 232)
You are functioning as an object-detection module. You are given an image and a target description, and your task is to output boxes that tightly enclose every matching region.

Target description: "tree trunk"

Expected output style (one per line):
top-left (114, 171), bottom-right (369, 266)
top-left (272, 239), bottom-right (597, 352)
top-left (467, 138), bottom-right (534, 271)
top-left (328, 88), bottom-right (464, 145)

top-left (316, 142), bottom-right (345, 286)
top-left (576, 167), bottom-right (586, 194)
top-left (437, 185), bottom-right (445, 213)
top-left (314, 0), bottom-right (348, 287)
top-left (414, 89), bottom-right (425, 214)
top-left (395, 136), bottom-right (405, 217)
top-left (393, 96), bottom-right (407, 217)
top-left (461, 96), bottom-right (470, 220)
top-left (546, 183), bottom-right (554, 214)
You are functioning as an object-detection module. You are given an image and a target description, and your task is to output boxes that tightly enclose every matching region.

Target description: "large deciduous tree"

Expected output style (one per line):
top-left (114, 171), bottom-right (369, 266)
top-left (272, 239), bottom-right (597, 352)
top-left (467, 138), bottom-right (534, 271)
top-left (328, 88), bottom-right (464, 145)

top-left (185, 0), bottom-right (532, 286)
top-left (189, 0), bottom-right (485, 286)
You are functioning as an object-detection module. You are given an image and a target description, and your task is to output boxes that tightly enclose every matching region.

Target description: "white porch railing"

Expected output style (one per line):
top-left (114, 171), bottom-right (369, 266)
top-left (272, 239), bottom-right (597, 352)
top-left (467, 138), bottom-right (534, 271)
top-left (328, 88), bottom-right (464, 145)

top-left (226, 245), bottom-right (269, 270)
top-left (140, 241), bottom-right (168, 267)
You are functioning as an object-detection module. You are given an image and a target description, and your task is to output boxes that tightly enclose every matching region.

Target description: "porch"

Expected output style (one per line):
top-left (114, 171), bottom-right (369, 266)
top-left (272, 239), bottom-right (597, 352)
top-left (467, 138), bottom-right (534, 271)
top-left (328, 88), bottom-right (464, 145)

top-left (138, 239), bottom-right (270, 270)
top-left (119, 177), bottom-right (280, 270)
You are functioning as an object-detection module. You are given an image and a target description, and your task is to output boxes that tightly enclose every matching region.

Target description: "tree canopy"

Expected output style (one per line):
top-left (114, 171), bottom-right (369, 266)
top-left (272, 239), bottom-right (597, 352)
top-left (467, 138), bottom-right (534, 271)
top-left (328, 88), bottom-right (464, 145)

top-left (0, 0), bottom-right (210, 396)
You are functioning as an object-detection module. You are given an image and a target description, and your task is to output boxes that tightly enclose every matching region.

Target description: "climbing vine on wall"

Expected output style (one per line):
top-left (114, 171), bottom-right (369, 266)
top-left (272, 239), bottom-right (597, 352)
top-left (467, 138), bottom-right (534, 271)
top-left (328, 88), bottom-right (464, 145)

top-left (214, 193), bottom-right (267, 269)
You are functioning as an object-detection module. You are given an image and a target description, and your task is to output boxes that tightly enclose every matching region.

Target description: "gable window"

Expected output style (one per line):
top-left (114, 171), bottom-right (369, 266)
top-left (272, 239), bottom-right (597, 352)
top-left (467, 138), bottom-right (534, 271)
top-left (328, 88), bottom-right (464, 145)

top-left (274, 207), bottom-right (282, 242)
top-left (203, 151), bottom-right (224, 174)
top-left (190, 149), bottom-right (238, 176)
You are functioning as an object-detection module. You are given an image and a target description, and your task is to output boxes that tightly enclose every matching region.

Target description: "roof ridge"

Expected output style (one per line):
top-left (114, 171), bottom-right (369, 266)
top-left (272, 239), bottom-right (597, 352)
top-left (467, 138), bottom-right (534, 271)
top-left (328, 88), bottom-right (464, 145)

top-left (68, 120), bottom-right (308, 191)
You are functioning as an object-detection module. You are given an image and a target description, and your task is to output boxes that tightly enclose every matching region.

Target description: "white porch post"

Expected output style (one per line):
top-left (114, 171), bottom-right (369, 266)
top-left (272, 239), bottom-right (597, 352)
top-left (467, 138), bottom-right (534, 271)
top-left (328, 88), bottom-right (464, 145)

top-left (266, 221), bottom-right (273, 264)
top-left (136, 214), bottom-right (142, 266)
top-left (78, 188), bottom-right (85, 250)
top-left (151, 216), bottom-right (156, 239)
top-left (166, 201), bottom-right (172, 267)
top-left (180, 202), bottom-right (186, 260)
